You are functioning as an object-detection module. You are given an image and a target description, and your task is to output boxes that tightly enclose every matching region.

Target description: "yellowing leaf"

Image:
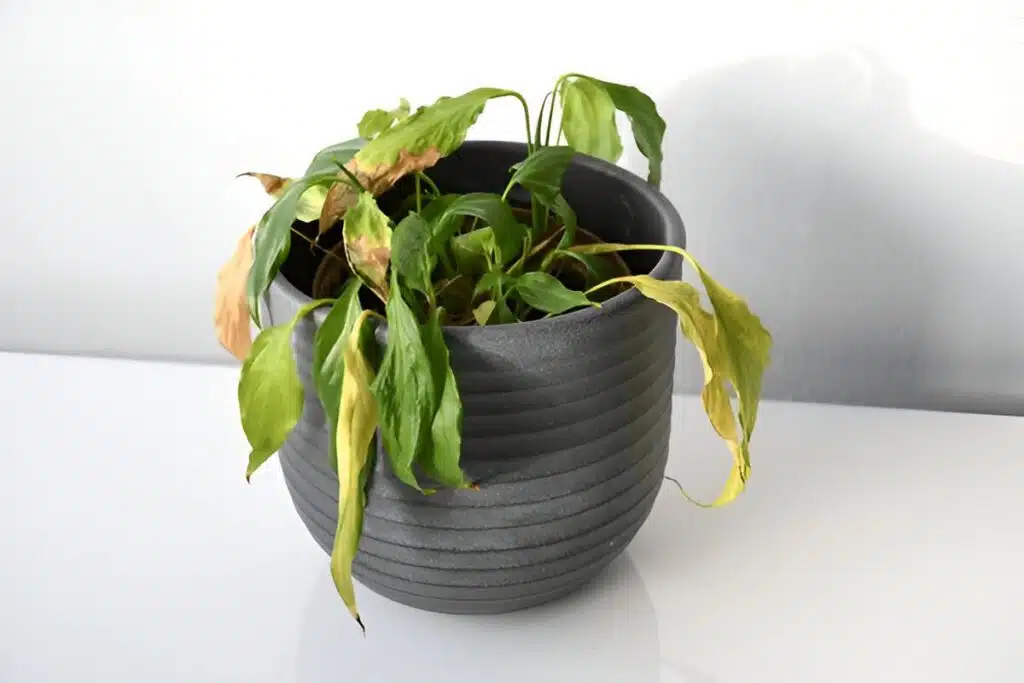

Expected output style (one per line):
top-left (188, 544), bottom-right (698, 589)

top-left (578, 242), bottom-right (772, 507)
top-left (214, 226), bottom-right (255, 361)
top-left (357, 98), bottom-right (411, 139)
top-left (330, 309), bottom-right (379, 633)
top-left (472, 300), bottom-right (496, 326)
top-left (559, 78), bottom-right (623, 163)
top-left (238, 298), bottom-right (332, 480)
top-left (342, 193), bottom-right (393, 297)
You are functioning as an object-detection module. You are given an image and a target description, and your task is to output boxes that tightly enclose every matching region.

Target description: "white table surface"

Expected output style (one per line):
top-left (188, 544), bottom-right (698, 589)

top-left (1, 351), bottom-right (1021, 682)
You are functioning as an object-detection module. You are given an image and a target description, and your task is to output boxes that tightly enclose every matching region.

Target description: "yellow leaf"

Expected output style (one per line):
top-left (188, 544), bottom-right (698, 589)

top-left (213, 226), bottom-right (255, 362)
top-left (599, 272), bottom-right (771, 507)
top-left (342, 193), bottom-right (393, 298)
top-left (330, 310), bottom-right (379, 632)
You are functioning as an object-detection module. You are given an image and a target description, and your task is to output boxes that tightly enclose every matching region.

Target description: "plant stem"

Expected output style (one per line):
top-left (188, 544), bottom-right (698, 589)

top-left (509, 92), bottom-right (535, 155)
top-left (544, 81), bottom-right (561, 147)
top-left (334, 159), bottom-right (367, 193)
top-left (534, 91), bottom-right (552, 149)
top-left (415, 174), bottom-right (422, 213)
top-left (290, 226), bottom-right (346, 263)
top-left (416, 171), bottom-right (441, 196)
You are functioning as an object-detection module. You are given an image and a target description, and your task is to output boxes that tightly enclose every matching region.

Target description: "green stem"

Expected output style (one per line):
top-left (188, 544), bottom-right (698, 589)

top-left (416, 171), bottom-right (441, 197)
top-left (415, 174), bottom-right (422, 213)
top-left (546, 73), bottom-right (580, 146)
top-left (509, 92), bottom-right (535, 155)
top-left (334, 159), bottom-right (367, 194)
top-left (535, 91), bottom-right (552, 149)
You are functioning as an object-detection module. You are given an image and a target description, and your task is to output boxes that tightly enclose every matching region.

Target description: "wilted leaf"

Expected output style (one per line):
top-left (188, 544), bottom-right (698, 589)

top-left (370, 273), bottom-right (434, 492)
top-left (432, 193), bottom-right (525, 266)
top-left (238, 298), bottom-right (331, 480)
top-left (247, 171), bottom-right (341, 327)
top-left (357, 98), bottom-right (411, 139)
top-left (304, 137), bottom-right (365, 176)
top-left (579, 243), bottom-right (772, 506)
top-left (512, 271), bottom-right (598, 315)
top-left (473, 300), bottom-right (496, 326)
top-left (421, 308), bottom-right (471, 488)
top-left (354, 88), bottom-right (518, 176)
top-left (330, 309), bottom-right (379, 632)
top-left (391, 212), bottom-right (435, 296)
top-left (578, 77), bottom-right (666, 187)
top-left (214, 226), bottom-right (255, 361)
top-left (342, 192), bottom-right (393, 297)
top-left (559, 78), bottom-right (623, 163)
top-left (506, 146), bottom-right (575, 205)
top-left (312, 278), bottom-right (363, 472)
top-left (239, 173), bottom-right (332, 223)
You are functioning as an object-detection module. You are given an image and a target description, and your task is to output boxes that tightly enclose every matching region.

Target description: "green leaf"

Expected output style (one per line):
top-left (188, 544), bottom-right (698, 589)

top-left (506, 146), bottom-right (575, 205)
top-left (451, 228), bottom-right (494, 274)
top-left (420, 308), bottom-right (471, 488)
top-left (238, 173), bottom-right (329, 223)
top-left (357, 98), bottom-right (411, 140)
top-left (511, 271), bottom-right (598, 315)
top-left (473, 269), bottom-right (512, 299)
top-left (473, 300), bottom-right (496, 326)
top-left (419, 193), bottom-right (460, 223)
top-left (559, 78), bottom-right (623, 163)
top-left (579, 77), bottom-right (666, 187)
top-left (579, 242), bottom-right (772, 506)
top-left (432, 193), bottom-right (525, 266)
top-left (342, 192), bottom-right (393, 297)
top-left (370, 272), bottom-right (434, 491)
top-left (391, 212), bottom-right (435, 296)
top-left (247, 171), bottom-right (339, 327)
top-left (238, 298), bottom-right (332, 480)
top-left (354, 88), bottom-right (519, 172)
top-left (304, 137), bottom-right (366, 176)
top-left (551, 194), bottom-right (578, 248)
top-left (312, 279), bottom-right (364, 472)
top-left (330, 309), bottom-right (379, 633)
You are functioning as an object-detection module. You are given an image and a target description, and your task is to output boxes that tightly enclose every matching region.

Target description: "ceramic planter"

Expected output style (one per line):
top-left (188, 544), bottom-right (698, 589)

top-left (264, 141), bottom-right (685, 614)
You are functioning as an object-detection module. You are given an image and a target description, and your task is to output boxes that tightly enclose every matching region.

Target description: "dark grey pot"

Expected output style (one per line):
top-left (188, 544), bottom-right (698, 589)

top-left (264, 141), bottom-right (685, 615)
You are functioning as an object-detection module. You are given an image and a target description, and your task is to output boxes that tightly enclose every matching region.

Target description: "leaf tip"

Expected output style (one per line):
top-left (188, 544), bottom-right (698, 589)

top-left (355, 614), bottom-right (366, 635)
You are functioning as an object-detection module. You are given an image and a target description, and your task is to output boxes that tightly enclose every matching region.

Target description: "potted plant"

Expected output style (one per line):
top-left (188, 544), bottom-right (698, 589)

top-left (214, 74), bottom-right (772, 630)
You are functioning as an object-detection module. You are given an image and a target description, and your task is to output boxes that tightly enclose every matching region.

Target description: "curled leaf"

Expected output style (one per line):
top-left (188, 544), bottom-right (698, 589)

top-left (214, 226), bottom-right (255, 361)
top-left (239, 172), bottom-right (287, 196)
top-left (342, 193), bottom-right (393, 297)
top-left (582, 245), bottom-right (772, 506)
top-left (331, 309), bottom-right (379, 632)
top-left (357, 98), bottom-right (412, 139)
top-left (239, 172), bottom-right (331, 223)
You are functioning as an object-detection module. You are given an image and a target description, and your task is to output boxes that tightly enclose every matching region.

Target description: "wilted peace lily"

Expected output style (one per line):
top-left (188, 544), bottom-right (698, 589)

top-left (214, 73), bottom-right (773, 630)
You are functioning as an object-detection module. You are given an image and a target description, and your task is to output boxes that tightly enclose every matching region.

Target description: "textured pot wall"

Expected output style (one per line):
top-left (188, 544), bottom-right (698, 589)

top-left (269, 142), bottom-right (685, 614)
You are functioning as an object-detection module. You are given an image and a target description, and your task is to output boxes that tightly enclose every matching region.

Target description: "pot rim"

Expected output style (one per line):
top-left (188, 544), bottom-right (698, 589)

top-left (268, 140), bottom-right (686, 338)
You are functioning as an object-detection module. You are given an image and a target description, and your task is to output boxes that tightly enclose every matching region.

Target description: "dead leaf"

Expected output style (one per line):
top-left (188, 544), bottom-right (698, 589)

top-left (238, 172), bottom-right (288, 197)
top-left (214, 226), bottom-right (255, 361)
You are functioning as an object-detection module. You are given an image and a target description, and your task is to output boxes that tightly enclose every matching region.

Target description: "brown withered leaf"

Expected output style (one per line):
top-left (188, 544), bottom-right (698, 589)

top-left (214, 226), bottom-right (255, 362)
top-left (238, 172), bottom-right (288, 197)
top-left (318, 148), bottom-right (443, 234)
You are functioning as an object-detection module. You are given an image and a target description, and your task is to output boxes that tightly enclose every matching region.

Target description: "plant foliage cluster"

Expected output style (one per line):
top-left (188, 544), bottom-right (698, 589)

top-left (213, 73), bottom-right (773, 629)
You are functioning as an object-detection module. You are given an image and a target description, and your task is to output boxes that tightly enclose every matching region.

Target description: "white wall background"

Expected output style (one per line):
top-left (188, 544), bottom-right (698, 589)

top-left (1, 0), bottom-right (1022, 413)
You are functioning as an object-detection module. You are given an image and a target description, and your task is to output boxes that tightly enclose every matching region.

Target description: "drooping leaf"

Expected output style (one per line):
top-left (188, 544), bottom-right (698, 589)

top-left (353, 88), bottom-right (518, 178)
top-left (330, 309), bottom-right (379, 632)
top-left (304, 137), bottom-right (366, 176)
top-left (432, 193), bottom-right (525, 266)
top-left (391, 212), bottom-right (435, 296)
top-left (342, 192), bottom-right (393, 297)
top-left (312, 279), bottom-right (363, 472)
top-left (506, 146), bottom-right (576, 205)
top-left (238, 173), bottom-right (330, 222)
top-left (246, 171), bottom-right (341, 327)
top-left (511, 271), bottom-right (598, 315)
top-left (357, 98), bottom-right (411, 139)
top-left (578, 77), bottom-right (666, 187)
top-left (238, 298), bottom-right (332, 480)
top-left (370, 273), bottom-right (434, 491)
top-left (559, 78), bottom-right (623, 163)
top-left (214, 226), bottom-right (255, 361)
top-left (473, 300), bottom-right (496, 326)
top-left (420, 308), bottom-right (471, 488)
top-left (577, 242), bottom-right (772, 506)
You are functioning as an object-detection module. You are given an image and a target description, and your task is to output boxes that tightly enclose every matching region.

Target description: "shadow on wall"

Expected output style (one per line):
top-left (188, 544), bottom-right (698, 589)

top-left (657, 49), bottom-right (1024, 415)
